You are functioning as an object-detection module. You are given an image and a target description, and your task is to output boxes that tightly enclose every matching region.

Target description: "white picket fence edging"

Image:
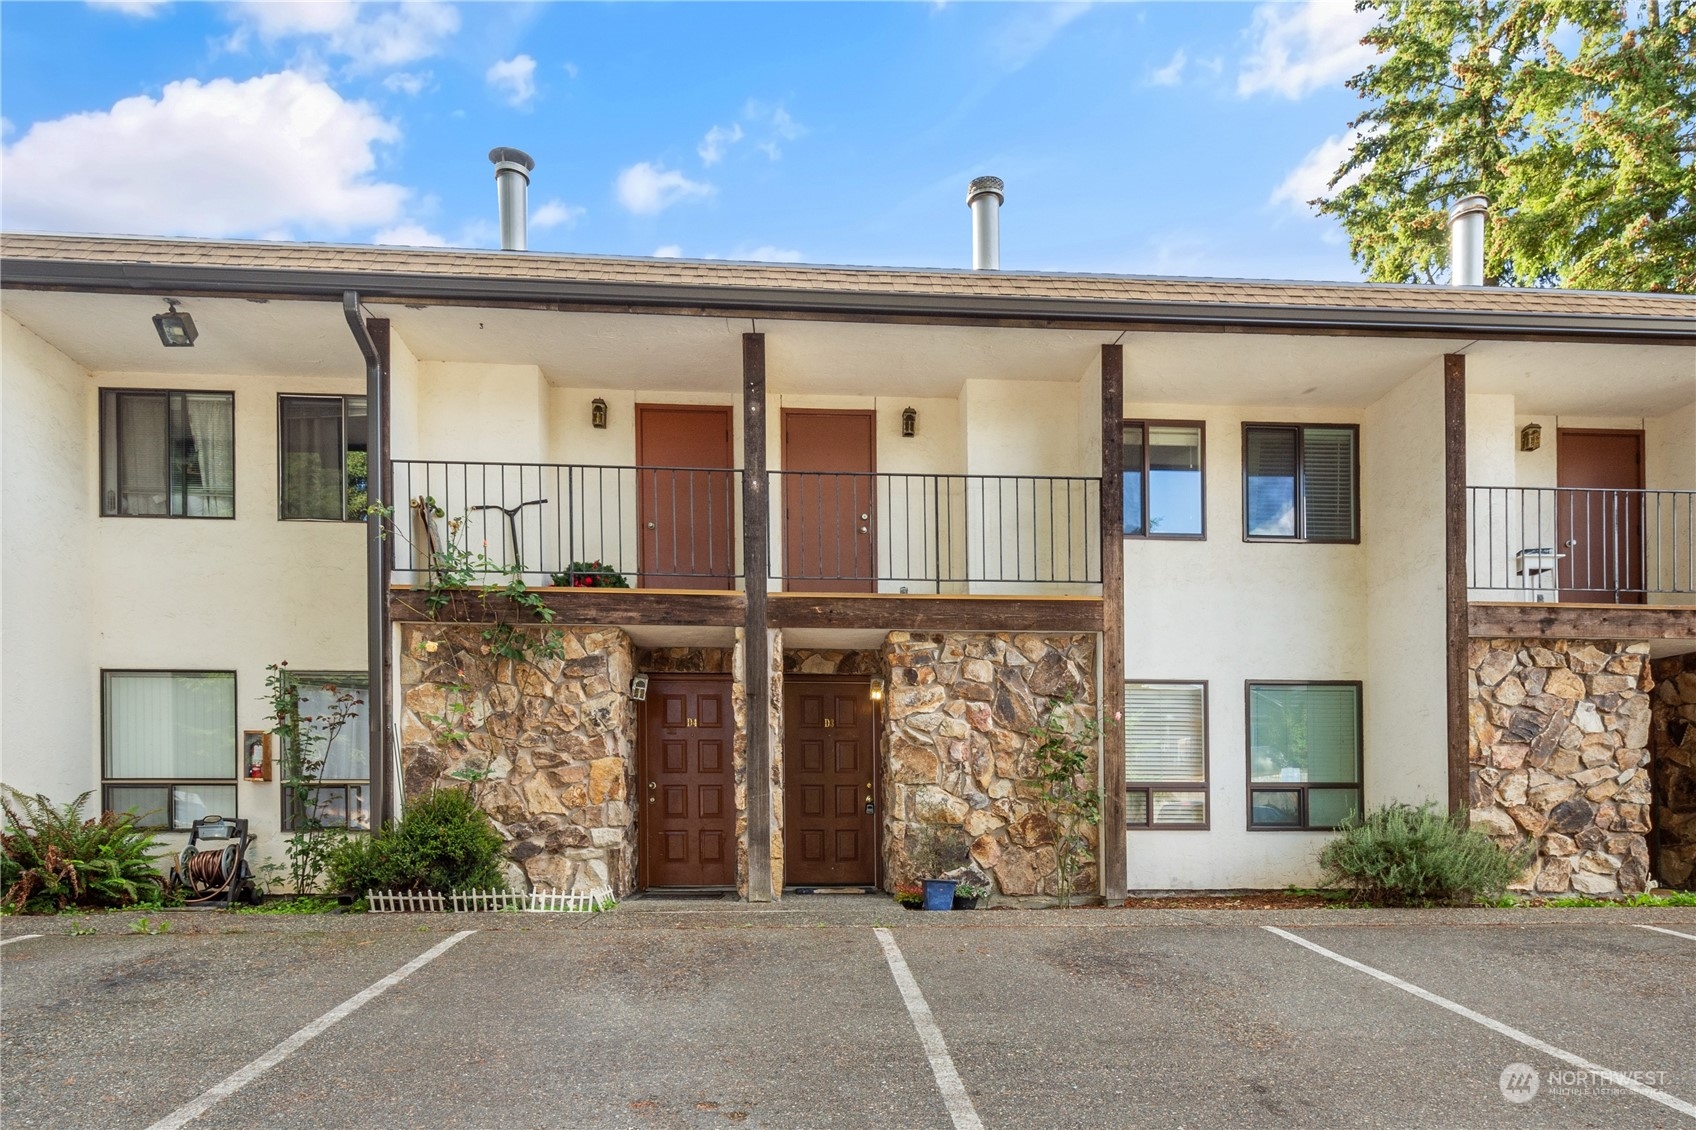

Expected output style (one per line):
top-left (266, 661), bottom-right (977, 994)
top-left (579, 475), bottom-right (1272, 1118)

top-left (365, 887), bottom-right (615, 914)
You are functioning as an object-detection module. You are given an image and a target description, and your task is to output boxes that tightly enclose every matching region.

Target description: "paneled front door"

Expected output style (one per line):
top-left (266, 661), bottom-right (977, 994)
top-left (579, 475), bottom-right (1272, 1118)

top-left (783, 676), bottom-right (878, 886)
top-left (641, 675), bottom-right (735, 888)
top-left (636, 404), bottom-right (735, 590)
top-left (1557, 429), bottom-right (1645, 604)
top-left (782, 409), bottom-right (877, 592)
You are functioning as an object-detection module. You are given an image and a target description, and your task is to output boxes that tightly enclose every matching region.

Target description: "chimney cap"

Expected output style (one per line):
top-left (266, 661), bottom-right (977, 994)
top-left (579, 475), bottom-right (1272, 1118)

top-left (966, 176), bottom-right (1004, 206)
top-left (1449, 193), bottom-right (1488, 220)
top-left (488, 147), bottom-right (535, 174)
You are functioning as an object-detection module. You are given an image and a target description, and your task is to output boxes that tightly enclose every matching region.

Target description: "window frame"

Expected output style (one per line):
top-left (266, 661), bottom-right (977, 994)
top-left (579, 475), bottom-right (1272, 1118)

top-left (99, 387), bottom-right (237, 520)
top-left (100, 669), bottom-right (239, 830)
top-left (1123, 679), bottom-right (1210, 830)
top-left (276, 393), bottom-right (369, 523)
top-left (1243, 680), bottom-right (1364, 832)
top-left (278, 670), bottom-right (372, 832)
top-left (1121, 419), bottom-right (1207, 541)
top-left (1240, 422), bottom-right (1360, 545)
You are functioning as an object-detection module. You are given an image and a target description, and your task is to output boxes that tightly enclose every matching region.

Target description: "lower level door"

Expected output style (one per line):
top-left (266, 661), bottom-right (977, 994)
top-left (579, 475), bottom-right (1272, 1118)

top-left (642, 675), bottom-right (735, 887)
top-left (784, 676), bottom-right (878, 886)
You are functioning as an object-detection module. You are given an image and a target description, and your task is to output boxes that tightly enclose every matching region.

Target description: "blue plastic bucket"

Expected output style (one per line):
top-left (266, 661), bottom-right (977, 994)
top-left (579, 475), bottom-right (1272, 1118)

top-left (921, 879), bottom-right (958, 911)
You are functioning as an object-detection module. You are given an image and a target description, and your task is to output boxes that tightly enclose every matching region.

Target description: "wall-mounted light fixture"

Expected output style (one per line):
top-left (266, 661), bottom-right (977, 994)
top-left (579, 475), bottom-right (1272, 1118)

top-left (901, 407), bottom-right (917, 438)
top-left (629, 673), bottom-right (649, 701)
top-left (152, 299), bottom-right (198, 348)
top-left (1519, 422), bottom-right (1542, 452)
top-left (869, 676), bottom-right (885, 702)
top-left (591, 398), bottom-right (609, 429)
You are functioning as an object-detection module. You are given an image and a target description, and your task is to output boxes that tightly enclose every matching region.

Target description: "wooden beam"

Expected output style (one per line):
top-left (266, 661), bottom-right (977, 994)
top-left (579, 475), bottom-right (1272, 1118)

top-left (1098, 343), bottom-right (1127, 901)
top-left (1445, 354), bottom-right (1468, 816)
top-left (1469, 602), bottom-right (1696, 640)
top-left (389, 588), bottom-right (745, 626)
top-left (742, 332), bottom-right (773, 902)
top-left (768, 594), bottom-right (1104, 633)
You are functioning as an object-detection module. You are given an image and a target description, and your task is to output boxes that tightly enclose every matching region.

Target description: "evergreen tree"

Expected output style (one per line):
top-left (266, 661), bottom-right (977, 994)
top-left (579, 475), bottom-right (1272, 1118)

top-left (1317, 0), bottom-right (1694, 292)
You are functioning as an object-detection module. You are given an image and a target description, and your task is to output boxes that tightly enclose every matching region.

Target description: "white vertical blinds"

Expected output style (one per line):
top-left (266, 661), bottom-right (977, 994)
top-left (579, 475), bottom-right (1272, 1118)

top-left (297, 676), bottom-right (370, 780)
top-left (1124, 682), bottom-right (1206, 783)
top-left (1302, 427), bottom-right (1356, 541)
top-left (104, 672), bottom-right (237, 779)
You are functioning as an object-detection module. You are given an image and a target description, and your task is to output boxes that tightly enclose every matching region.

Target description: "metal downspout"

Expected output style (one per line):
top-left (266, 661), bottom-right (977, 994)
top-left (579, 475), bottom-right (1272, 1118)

top-left (343, 292), bottom-right (392, 827)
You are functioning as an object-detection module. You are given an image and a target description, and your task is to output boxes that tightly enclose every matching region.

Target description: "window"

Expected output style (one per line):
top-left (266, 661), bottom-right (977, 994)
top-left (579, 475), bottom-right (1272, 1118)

top-left (103, 671), bottom-right (237, 829)
top-left (100, 390), bottom-right (235, 517)
top-left (1242, 424), bottom-right (1358, 542)
top-left (280, 672), bottom-right (371, 831)
top-left (1124, 681), bottom-right (1208, 828)
top-left (1246, 682), bottom-right (1362, 830)
top-left (279, 395), bottom-right (368, 520)
top-left (1123, 422), bottom-right (1204, 538)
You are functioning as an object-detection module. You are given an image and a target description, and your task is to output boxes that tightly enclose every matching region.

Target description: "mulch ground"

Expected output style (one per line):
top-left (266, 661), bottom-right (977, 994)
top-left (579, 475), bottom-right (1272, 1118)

top-left (1116, 893), bottom-right (1341, 909)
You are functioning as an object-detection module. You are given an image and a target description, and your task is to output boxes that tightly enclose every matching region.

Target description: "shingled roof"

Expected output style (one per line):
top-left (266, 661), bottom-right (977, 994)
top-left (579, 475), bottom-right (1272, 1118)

top-left (3, 232), bottom-right (1692, 332)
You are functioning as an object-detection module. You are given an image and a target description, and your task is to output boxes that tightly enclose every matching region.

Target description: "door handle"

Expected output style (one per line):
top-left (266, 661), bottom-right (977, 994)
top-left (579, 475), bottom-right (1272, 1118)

top-left (648, 781), bottom-right (656, 789)
top-left (859, 525), bottom-right (869, 534)
top-left (647, 521), bottom-right (657, 530)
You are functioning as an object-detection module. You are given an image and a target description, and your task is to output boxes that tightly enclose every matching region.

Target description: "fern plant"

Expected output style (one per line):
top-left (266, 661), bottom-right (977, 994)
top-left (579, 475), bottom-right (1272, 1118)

top-left (1, 787), bottom-right (166, 914)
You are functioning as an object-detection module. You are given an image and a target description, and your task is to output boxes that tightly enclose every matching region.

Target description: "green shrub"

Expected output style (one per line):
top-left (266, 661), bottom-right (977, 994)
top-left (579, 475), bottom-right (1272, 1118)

top-left (325, 788), bottom-right (507, 894)
top-left (1318, 802), bottom-right (1532, 907)
top-left (1, 787), bottom-right (166, 914)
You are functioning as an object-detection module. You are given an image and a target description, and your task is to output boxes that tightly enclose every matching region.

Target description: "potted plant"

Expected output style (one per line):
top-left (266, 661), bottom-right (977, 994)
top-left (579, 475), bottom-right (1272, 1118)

top-left (551, 561), bottom-right (630, 588)
top-left (893, 882), bottom-right (924, 911)
top-left (952, 881), bottom-right (987, 910)
top-left (911, 824), bottom-right (970, 912)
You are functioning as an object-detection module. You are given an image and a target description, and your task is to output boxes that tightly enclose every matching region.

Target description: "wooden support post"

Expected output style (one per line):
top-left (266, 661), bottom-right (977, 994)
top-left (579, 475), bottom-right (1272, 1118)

top-left (1445, 353), bottom-right (1468, 815)
top-left (1099, 344), bottom-right (1127, 901)
top-left (368, 317), bottom-right (394, 827)
top-left (742, 332), bottom-right (773, 901)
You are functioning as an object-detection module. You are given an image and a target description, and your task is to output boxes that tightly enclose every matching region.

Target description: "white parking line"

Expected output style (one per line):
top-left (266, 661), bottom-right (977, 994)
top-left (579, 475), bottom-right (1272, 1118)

top-left (1264, 926), bottom-right (1696, 1121)
top-left (873, 927), bottom-right (984, 1130)
top-left (1635, 924), bottom-right (1696, 942)
top-left (143, 930), bottom-right (477, 1130)
top-left (0, 935), bottom-right (43, 948)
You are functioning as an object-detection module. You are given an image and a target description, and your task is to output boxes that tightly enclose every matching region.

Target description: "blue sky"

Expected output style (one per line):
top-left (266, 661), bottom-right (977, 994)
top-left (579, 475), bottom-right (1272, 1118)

top-left (1, 1), bottom-right (1382, 281)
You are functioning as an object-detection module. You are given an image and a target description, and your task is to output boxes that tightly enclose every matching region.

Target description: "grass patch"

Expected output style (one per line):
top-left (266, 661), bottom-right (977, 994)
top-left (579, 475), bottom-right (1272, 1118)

top-left (234, 895), bottom-right (358, 915)
top-left (1539, 891), bottom-right (1696, 909)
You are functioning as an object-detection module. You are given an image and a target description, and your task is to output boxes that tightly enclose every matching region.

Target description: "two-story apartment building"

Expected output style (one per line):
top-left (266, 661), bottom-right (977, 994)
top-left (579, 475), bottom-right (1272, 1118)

top-left (3, 202), bottom-right (1692, 901)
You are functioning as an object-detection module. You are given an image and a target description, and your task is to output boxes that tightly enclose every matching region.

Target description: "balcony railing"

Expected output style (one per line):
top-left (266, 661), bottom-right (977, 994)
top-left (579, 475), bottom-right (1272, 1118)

top-left (1468, 486), bottom-right (1694, 600)
top-left (771, 470), bottom-right (1100, 590)
top-left (392, 460), bottom-right (1102, 593)
top-left (393, 460), bottom-right (741, 588)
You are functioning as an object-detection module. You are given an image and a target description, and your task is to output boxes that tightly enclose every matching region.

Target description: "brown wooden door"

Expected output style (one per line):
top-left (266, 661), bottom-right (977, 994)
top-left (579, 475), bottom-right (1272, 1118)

top-left (783, 676), bottom-right (878, 886)
top-left (782, 409), bottom-right (877, 593)
top-left (636, 405), bottom-right (735, 590)
top-left (1557, 429), bottom-right (1645, 604)
top-left (641, 676), bottom-right (735, 888)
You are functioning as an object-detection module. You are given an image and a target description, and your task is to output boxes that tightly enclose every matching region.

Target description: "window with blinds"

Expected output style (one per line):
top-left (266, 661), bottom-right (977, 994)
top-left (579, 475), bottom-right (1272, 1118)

top-left (1124, 681), bottom-right (1208, 828)
top-left (1242, 424), bottom-right (1358, 542)
top-left (1246, 681), bottom-right (1362, 830)
top-left (102, 671), bottom-right (237, 830)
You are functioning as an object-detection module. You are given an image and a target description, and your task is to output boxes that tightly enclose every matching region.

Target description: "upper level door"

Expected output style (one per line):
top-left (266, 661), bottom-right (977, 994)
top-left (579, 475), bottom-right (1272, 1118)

top-left (782, 409), bottom-right (877, 593)
top-left (636, 405), bottom-right (735, 590)
top-left (1557, 429), bottom-right (1644, 604)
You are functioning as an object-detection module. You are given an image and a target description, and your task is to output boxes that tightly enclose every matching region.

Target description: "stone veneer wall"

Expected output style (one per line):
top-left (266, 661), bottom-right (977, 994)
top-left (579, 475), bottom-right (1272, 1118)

top-left (730, 629), bottom-right (783, 900)
top-left (637, 647), bottom-right (736, 674)
top-left (1469, 638), bottom-right (1653, 896)
top-left (1650, 653), bottom-right (1696, 890)
top-left (783, 649), bottom-right (883, 676)
top-left (398, 623), bottom-right (638, 895)
top-left (882, 632), bottom-right (1097, 900)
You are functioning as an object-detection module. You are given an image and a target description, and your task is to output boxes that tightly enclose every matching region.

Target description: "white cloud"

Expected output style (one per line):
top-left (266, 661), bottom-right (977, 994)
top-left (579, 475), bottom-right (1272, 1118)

top-left (988, 2), bottom-right (1090, 73)
top-left (614, 162), bottom-right (712, 215)
top-left (228, 1), bottom-right (460, 71)
top-left (373, 223), bottom-right (447, 246)
top-left (0, 117), bottom-right (12, 139)
top-left (1270, 129), bottom-right (1365, 212)
top-left (531, 199), bottom-right (584, 230)
top-left (86, 0), bottom-right (169, 15)
top-left (653, 244), bottom-right (683, 258)
top-left (742, 100), bottom-right (806, 161)
top-left (0, 71), bottom-right (408, 238)
top-left (383, 71), bottom-right (430, 95)
top-left (486, 54), bottom-right (537, 109)
top-left (1147, 48), bottom-right (1186, 87)
top-left (562, 61), bottom-right (580, 79)
top-left (698, 122), bottom-right (743, 166)
top-left (1238, 0), bottom-right (1377, 99)
top-left (735, 245), bottom-right (803, 263)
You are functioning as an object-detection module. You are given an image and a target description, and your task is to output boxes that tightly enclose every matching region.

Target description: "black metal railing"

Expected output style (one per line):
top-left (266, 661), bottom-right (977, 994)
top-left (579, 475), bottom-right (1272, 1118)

top-left (1467, 486), bottom-right (1694, 599)
top-left (771, 471), bottom-right (1100, 589)
top-left (393, 460), bottom-right (741, 587)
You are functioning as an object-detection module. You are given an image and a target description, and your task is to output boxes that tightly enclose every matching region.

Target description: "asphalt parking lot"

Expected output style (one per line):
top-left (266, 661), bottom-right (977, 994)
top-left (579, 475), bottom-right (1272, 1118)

top-left (2, 904), bottom-right (1692, 1129)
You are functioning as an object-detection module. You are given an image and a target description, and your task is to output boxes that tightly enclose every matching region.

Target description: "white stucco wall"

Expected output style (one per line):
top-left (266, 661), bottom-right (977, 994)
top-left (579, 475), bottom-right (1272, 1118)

top-left (1121, 400), bottom-right (1369, 889)
top-left (1465, 392), bottom-right (1525, 597)
top-left (1, 314), bottom-right (96, 803)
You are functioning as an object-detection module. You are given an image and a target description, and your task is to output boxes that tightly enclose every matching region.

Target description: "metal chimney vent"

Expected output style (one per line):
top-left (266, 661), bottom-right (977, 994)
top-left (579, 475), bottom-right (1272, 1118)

top-left (967, 176), bottom-right (1004, 270)
top-left (489, 147), bottom-right (535, 252)
top-left (1448, 194), bottom-right (1488, 286)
